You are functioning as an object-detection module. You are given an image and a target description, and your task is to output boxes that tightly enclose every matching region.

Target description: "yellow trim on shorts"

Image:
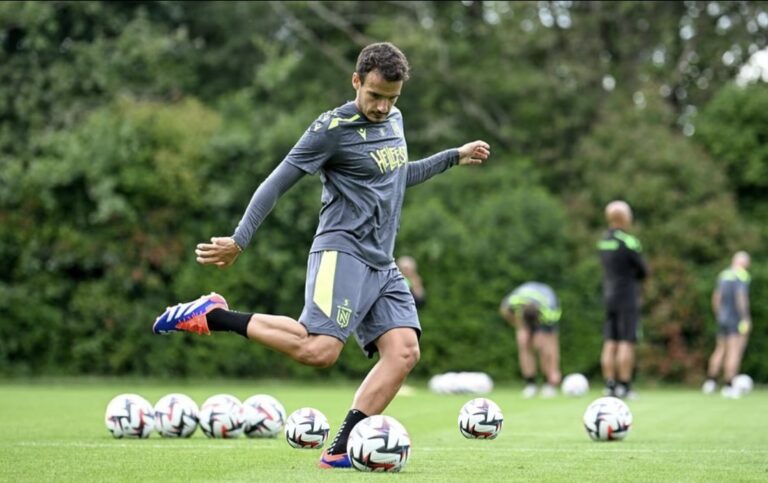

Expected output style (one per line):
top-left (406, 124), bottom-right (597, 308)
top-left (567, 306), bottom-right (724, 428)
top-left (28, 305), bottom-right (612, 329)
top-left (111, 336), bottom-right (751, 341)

top-left (313, 251), bottom-right (337, 318)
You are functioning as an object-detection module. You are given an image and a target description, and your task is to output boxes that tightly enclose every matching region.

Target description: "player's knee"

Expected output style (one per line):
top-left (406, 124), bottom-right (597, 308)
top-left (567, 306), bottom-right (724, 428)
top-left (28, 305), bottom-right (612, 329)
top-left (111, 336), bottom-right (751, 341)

top-left (301, 351), bottom-right (338, 368)
top-left (313, 352), bottom-right (339, 368)
top-left (297, 345), bottom-right (340, 368)
top-left (398, 343), bottom-right (420, 371)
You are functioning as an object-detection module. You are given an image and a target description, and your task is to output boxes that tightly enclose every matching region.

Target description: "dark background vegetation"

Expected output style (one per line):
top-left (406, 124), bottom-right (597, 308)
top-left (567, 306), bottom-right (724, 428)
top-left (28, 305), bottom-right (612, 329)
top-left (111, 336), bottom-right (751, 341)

top-left (2, 1), bottom-right (767, 384)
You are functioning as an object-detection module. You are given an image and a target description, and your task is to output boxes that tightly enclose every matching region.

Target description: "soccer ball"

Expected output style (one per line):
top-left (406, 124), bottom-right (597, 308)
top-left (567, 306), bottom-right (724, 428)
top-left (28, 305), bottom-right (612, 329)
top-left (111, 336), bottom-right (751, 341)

top-left (429, 372), bottom-right (494, 395)
top-left (154, 393), bottom-right (199, 438)
top-left (199, 394), bottom-right (245, 438)
top-left (105, 393), bottom-right (155, 439)
top-left (561, 373), bottom-right (590, 397)
top-left (347, 415), bottom-right (411, 473)
top-left (284, 407), bottom-right (330, 449)
top-left (243, 394), bottom-right (287, 438)
top-left (583, 396), bottom-right (633, 441)
top-left (732, 374), bottom-right (754, 395)
top-left (458, 398), bottom-right (503, 439)
top-left (201, 393), bottom-right (241, 410)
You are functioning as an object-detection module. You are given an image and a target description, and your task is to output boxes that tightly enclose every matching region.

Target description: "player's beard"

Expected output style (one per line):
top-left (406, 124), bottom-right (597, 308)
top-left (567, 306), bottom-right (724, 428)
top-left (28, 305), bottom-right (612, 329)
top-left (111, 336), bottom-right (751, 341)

top-left (369, 112), bottom-right (387, 122)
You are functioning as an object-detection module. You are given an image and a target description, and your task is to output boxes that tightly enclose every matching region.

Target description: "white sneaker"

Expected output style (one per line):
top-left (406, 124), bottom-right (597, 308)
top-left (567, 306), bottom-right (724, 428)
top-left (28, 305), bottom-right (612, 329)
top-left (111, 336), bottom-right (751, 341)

top-left (540, 384), bottom-right (557, 398)
top-left (721, 385), bottom-right (741, 399)
top-left (522, 384), bottom-right (537, 399)
top-left (702, 379), bottom-right (716, 395)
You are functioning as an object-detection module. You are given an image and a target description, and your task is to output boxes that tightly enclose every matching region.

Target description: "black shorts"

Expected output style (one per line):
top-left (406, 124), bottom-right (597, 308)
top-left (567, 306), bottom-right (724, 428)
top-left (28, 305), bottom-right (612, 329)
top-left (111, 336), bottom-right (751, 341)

top-left (524, 319), bottom-right (559, 334)
top-left (717, 319), bottom-right (748, 336)
top-left (603, 305), bottom-right (640, 342)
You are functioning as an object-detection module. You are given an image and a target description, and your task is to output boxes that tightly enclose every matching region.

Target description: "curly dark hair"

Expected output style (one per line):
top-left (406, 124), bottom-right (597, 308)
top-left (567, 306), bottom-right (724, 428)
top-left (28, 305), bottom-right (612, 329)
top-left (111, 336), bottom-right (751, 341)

top-left (355, 42), bottom-right (410, 84)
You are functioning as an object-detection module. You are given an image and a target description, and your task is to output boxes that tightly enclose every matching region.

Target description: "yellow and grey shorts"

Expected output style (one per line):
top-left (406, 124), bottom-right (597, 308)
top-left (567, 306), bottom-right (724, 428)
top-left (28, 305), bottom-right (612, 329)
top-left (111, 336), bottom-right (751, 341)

top-left (299, 250), bottom-right (421, 358)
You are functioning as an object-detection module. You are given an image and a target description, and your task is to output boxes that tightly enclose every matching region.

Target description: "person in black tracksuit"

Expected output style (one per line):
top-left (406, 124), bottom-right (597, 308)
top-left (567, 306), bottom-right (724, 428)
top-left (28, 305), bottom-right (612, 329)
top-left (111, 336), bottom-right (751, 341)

top-left (598, 200), bottom-right (648, 399)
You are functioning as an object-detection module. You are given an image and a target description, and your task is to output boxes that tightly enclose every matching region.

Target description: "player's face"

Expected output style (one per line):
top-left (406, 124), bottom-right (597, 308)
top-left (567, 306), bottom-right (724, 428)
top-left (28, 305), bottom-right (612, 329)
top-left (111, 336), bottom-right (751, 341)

top-left (353, 70), bottom-right (402, 123)
top-left (397, 259), bottom-right (415, 277)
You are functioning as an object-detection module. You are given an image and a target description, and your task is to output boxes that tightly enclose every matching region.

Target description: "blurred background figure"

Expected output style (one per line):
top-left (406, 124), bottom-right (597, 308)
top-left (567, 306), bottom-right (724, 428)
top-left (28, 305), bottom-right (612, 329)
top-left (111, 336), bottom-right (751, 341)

top-left (397, 255), bottom-right (426, 309)
top-left (499, 281), bottom-right (562, 398)
top-left (598, 200), bottom-right (648, 399)
top-left (702, 251), bottom-right (752, 398)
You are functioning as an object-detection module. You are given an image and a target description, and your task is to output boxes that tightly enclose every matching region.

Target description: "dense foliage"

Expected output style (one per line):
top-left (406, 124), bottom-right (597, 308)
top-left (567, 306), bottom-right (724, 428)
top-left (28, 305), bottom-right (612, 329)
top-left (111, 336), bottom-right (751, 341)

top-left (1, 1), bottom-right (767, 383)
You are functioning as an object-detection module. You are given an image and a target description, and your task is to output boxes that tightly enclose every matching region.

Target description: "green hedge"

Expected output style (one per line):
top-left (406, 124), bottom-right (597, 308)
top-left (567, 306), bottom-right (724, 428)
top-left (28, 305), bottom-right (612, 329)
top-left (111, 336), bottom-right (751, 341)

top-left (2, 2), bottom-right (767, 384)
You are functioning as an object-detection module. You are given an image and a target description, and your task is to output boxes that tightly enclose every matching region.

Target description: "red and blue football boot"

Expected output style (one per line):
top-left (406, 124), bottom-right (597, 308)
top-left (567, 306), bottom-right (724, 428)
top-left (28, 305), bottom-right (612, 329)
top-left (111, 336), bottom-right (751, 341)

top-left (152, 292), bottom-right (228, 335)
top-left (318, 449), bottom-right (352, 469)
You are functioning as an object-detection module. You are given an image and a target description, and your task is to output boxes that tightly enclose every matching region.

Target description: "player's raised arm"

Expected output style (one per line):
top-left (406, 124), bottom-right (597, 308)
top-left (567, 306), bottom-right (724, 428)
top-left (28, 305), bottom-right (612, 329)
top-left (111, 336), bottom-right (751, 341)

top-left (405, 140), bottom-right (490, 187)
top-left (194, 161), bottom-right (306, 268)
top-left (196, 109), bottom-right (339, 268)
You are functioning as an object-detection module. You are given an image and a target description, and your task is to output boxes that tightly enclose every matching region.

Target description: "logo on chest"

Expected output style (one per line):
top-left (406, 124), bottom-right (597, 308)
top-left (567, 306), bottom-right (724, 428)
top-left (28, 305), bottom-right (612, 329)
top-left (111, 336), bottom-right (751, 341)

top-left (369, 146), bottom-right (408, 174)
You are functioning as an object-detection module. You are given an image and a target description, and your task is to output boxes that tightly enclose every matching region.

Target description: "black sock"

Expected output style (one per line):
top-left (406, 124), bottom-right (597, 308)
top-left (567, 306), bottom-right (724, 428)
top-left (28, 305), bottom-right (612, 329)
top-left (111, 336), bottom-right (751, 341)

top-left (605, 379), bottom-right (616, 389)
top-left (327, 409), bottom-right (368, 455)
top-left (524, 377), bottom-right (536, 385)
top-left (207, 309), bottom-right (251, 337)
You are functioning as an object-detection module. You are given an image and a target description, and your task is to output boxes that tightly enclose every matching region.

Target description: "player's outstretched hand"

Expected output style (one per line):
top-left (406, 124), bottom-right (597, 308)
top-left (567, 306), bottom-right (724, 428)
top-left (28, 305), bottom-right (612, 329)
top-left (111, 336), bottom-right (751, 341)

top-left (195, 236), bottom-right (241, 268)
top-left (457, 140), bottom-right (491, 166)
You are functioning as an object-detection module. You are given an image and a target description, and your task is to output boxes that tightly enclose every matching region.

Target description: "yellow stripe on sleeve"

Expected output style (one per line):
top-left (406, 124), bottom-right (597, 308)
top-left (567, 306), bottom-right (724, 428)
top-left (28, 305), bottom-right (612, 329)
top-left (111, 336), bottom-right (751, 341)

top-left (313, 251), bottom-right (338, 318)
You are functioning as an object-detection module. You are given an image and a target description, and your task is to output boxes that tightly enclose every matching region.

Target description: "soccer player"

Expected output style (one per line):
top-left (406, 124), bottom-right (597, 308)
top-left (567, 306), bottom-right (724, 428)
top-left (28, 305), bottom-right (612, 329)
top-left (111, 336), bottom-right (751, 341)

top-left (702, 251), bottom-right (752, 398)
top-left (597, 200), bottom-right (648, 399)
top-left (396, 255), bottom-right (425, 309)
top-left (151, 42), bottom-right (490, 468)
top-left (499, 282), bottom-right (562, 398)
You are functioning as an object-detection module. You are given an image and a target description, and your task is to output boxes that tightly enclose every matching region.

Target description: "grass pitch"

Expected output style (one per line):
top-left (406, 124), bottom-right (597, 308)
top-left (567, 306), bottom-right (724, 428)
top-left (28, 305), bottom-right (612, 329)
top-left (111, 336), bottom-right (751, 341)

top-left (1, 379), bottom-right (766, 482)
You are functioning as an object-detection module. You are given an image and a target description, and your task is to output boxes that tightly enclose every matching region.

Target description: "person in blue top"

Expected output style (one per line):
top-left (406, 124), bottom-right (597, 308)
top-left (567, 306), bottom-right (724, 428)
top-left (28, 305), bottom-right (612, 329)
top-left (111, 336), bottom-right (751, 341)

top-left (702, 251), bottom-right (752, 398)
top-left (500, 282), bottom-right (562, 398)
top-left (597, 200), bottom-right (648, 399)
top-left (151, 42), bottom-right (491, 468)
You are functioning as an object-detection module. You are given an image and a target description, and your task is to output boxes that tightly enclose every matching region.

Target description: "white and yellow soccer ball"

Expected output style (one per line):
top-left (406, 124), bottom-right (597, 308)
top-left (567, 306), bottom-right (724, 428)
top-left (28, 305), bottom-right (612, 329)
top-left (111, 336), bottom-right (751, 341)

top-left (284, 407), bottom-right (330, 449)
top-left (458, 397), bottom-right (504, 439)
top-left (583, 396), bottom-right (633, 441)
top-left (347, 415), bottom-right (411, 473)
top-left (153, 393), bottom-right (199, 438)
top-left (199, 393), bottom-right (245, 438)
top-left (105, 393), bottom-right (155, 438)
top-left (561, 373), bottom-right (590, 397)
top-left (243, 394), bottom-right (287, 438)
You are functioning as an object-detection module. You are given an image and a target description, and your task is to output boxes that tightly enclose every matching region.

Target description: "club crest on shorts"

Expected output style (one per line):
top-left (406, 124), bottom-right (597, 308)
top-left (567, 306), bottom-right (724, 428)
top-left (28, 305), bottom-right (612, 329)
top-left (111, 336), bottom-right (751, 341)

top-left (336, 299), bottom-right (353, 328)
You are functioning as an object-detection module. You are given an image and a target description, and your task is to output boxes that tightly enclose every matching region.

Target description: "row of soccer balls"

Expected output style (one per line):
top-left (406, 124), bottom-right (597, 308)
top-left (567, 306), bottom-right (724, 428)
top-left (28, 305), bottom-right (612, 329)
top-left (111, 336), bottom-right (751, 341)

top-left (105, 392), bottom-right (631, 472)
top-left (106, 393), bottom-right (287, 439)
top-left (104, 392), bottom-right (409, 472)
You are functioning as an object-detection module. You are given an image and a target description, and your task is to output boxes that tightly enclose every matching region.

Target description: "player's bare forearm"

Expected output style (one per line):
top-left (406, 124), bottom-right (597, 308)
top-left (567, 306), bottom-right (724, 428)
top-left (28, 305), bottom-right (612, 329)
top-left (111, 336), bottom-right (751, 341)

top-left (195, 236), bottom-right (241, 268)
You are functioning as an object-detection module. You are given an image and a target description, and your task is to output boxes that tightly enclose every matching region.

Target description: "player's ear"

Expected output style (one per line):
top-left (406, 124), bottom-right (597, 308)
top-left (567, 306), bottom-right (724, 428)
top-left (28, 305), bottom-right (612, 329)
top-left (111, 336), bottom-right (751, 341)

top-left (352, 72), bottom-right (361, 90)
